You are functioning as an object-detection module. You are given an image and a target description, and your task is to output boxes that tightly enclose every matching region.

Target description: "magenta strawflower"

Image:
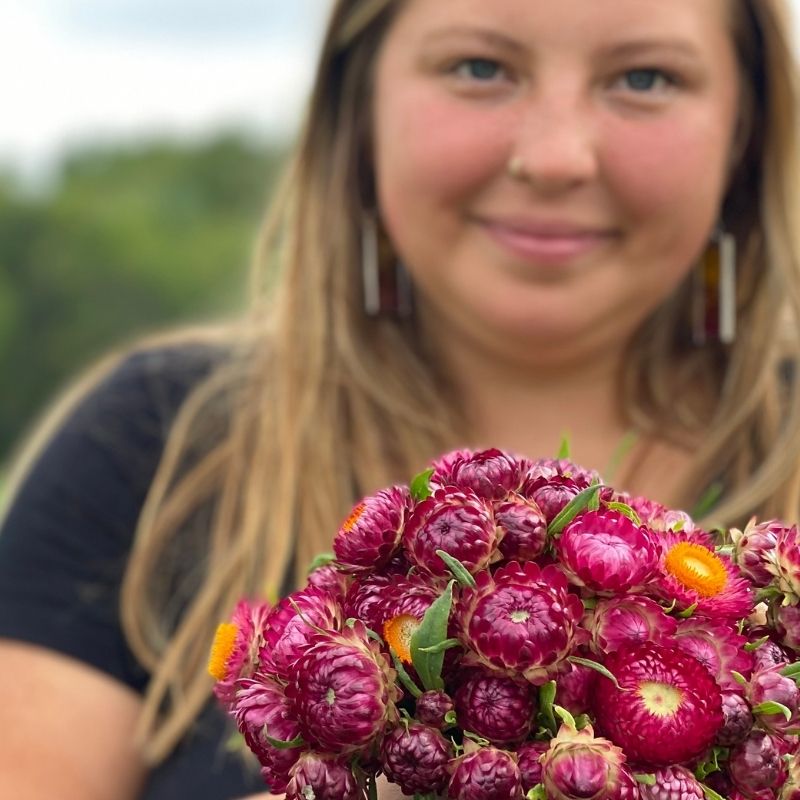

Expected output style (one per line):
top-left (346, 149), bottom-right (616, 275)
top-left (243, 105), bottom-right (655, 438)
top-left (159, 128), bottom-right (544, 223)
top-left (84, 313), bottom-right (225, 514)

top-left (540, 721), bottom-right (630, 800)
top-left (772, 601), bottom-right (800, 654)
top-left (343, 572), bottom-right (437, 633)
top-left (728, 730), bottom-right (786, 797)
top-left (457, 560), bottom-right (586, 683)
top-left (523, 474), bottom-right (587, 523)
top-left (583, 596), bottom-right (677, 655)
top-left (526, 457), bottom-right (601, 486)
top-left (555, 659), bottom-right (594, 716)
top-left (232, 676), bottom-right (304, 793)
top-left (284, 752), bottom-right (364, 800)
top-left (495, 493), bottom-right (548, 561)
top-left (208, 599), bottom-right (271, 705)
top-left (672, 618), bottom-right (754, 691)
top-left (286, 621), bottom-right (400, 754)
top-left (332, 486), bottom-right (411, 574)
top-left (716, 690), bottom-right (753, 746)
top-left (747, 662), bottom-right (800, 735)
top-left (591, 642), bottom-right (723, 767)
top-left (516, 740), bottom-right (549, 793)
top-left (403, 486), bottom-right (498, 577)
top-left (652, 529), bottom-right (754, 620)
top-left (448, 746), bottom-right (523, 800)
top-left (379, 721), bottom-right (453, 795)
top-left (260, 586), bottom-right (341, 681)
top-left (429, 447), bottom-right (475, 488)
top-left (769, 524), bottom-right (800, 603)
top-left (307, 562), bottom-right (351, 602)
top-left (442, 447), bottom-right (527, 500)
top-left (557, 509), bottom-right (661, 594)
top-left (731, 518), bottom-right (783, 588)
top-left (640, 765), bottom-right (705, 800)
top-left (454, 669), bottom-right (537, 746)
top-left (415, 689), bottom-right (455, 729)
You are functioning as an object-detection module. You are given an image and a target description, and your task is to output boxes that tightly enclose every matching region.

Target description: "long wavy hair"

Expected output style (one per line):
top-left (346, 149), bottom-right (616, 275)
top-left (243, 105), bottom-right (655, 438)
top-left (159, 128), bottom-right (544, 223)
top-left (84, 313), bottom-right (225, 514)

top-left (100, 0), bottom-right (800, 763)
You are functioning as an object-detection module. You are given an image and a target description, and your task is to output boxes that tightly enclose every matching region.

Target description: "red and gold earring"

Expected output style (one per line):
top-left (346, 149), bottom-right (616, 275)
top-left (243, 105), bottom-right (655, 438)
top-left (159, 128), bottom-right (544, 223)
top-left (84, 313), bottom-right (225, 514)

top-left (692, 226), bottom-right (737, 346)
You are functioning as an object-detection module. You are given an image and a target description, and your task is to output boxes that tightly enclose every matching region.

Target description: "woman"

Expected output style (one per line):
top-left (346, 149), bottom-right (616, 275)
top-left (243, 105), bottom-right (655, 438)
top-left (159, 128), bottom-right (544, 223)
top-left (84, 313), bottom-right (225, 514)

top-left (1, 0), bottom-right (798, 797)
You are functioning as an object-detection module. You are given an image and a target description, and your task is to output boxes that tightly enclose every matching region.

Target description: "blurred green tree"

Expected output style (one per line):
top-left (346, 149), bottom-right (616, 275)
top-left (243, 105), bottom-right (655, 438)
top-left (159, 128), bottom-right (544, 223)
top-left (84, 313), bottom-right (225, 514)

top-left (0, 132), bottom-right (286, 462)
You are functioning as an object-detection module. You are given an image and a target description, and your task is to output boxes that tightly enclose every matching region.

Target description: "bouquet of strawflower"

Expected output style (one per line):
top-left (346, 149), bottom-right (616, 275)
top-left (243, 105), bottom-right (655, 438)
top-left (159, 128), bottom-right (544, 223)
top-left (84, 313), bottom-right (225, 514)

top-left (208, 448), bottom-right (800, 799)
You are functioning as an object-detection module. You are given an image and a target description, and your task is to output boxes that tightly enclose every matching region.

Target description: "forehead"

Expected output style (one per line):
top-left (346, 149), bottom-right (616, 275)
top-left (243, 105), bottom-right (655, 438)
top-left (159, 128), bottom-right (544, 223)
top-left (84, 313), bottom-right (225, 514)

top-left (383, 0), bottom-right (734, 50)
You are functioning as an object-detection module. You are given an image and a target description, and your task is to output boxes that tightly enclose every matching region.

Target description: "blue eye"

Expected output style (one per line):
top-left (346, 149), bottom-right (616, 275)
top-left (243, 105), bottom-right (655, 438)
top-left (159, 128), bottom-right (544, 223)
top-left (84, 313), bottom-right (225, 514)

top-left (454, 58), bottom-right (504, 81)
top-left (622, 68), bottom-right (671, 92)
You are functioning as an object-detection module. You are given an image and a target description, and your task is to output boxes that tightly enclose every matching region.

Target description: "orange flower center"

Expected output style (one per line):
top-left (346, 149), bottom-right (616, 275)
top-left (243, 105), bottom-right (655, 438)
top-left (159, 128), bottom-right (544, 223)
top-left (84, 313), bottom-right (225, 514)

top-left (664, 542), bottom-right (727, 597)
top-left (208, 622), bottom-right (239, 681)
top-left (341, 502), bottom-right (366, 534)
top-left (383, 614), bottom-right (420, 664)
top-left (639, 681), bottom-right (684, 717)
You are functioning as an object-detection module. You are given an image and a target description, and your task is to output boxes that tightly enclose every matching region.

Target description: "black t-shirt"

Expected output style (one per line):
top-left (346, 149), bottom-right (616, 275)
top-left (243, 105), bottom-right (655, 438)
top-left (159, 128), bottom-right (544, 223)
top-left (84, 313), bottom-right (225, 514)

top-left (0, 345), bottom-right (265, 799)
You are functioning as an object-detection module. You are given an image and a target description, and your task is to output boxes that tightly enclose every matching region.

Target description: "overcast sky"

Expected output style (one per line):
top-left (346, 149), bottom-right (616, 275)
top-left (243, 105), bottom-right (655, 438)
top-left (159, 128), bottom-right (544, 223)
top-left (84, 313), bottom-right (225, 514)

top-left (1, 0), bottom-right (798, 183)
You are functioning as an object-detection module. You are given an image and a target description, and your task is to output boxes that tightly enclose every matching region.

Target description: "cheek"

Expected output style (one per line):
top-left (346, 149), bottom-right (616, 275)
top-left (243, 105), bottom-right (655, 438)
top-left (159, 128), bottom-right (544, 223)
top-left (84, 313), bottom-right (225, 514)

top-left (375, 88), bottom-right (512, 222)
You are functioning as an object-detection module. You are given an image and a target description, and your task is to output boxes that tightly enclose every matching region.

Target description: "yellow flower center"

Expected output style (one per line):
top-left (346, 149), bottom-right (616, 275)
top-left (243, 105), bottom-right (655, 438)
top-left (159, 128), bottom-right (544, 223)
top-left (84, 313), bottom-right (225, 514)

top-left (383, 614), bottom-right (420, 664)
top-left (639, 681), bottom-right (684, 717)
top-left (341, 502), bottom-right (366, 534)
top-left (664, 542), bottom-right (727, 597)
top-left (208, 622), bottom-right (239, 681)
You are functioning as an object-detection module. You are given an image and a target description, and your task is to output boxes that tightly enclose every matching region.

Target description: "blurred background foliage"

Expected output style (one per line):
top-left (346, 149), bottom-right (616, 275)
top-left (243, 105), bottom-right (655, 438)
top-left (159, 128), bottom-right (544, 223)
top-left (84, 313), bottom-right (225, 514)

top-left (0, 131), bottom-right (286, 466)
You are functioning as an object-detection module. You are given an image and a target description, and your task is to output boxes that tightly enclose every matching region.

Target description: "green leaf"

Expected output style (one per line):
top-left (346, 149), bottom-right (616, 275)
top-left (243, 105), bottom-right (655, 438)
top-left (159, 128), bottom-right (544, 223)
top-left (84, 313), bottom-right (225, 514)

top-left (553, 704), bottom-right (577, 730)
top-left (744, 635), bottom-right (770, 652)
top-left (752, 700), bottom-right (793, 721)
top-left (633, 774), bottom-right (657, 786)
top-left (390, 647), bottom-right (423, 699)
top-left (677, 602), bottom-right (698, 619)
top-left (557, 434), bottom-right (571, 459)
top-left (574, 713), bottom-right (590, 730)
top-left (755, 587), bottom-right (784, 604)
top-left (444, 710), bottom-right (458, 727)
top-left (410, 580), bottom-right (454, 691)
top-left (604, 501), bottom-right (642, 527)
top-left (527, 785), bottom-right (547, 800)
top-left (264, 732), bottom-right (305, 750)
top-left (568, 656), bottom-right (621, 689)
top-left (463, 730), bottom-right (491, 747)
top-left (538, 680), bottom-right (557, 735)
top-left (588, 488), bottom-right (600, 512)
top-left (410, 467), bottom-right (435, 502)
top-left (436, 549), bottom-right (477, 589)
top-left (306, 552), bottom-right (336, 574)
top-left (781, 661), bottom-right (800, 679)
top-left (548, 484), bottom-right (605, 537)
top-left (417, 637), bottom-right (461, 654)
top-left (731, 670), bottom-right (748, 686)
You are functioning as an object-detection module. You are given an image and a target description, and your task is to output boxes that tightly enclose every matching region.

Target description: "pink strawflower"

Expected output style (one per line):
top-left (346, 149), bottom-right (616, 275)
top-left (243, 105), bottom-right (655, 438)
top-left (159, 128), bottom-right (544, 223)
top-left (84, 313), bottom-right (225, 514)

top-left (404, 487), bottom-right (498, 577)
top-left (540, 721), bottom-right (630, 800)
top-left (284, 752), bottom-right (364, 800)
top-left (332, 486), bottom-right (411, 574)
top-left (522, 474), bottom-right (588, 524)
top-left (448, 746), bottom-right (523, 800)
top-left (260, 586), bottom-right (341, 681)
top-left (716, 690), bottom-right (754, 746)
top-left (583, 596), bottom-right (677, 655)
top-left (747, 662), bottom-right (800, 735)
top-left (557, 509), bottom-right (661, 594)
top-left (591, 642), bottom-right (723, 767)
top-left (380, 721), bottom-right (453, 796)
top-left (307, 563), bottom-right (351, 602)
top-left (286, 621), bottom-right (400, 754)
top-left (555, 658), bottom-right (595, 716)
top-left (457, 560), bottom-right (587, 683)
top-left (640, 765), bottom-right (705, 800)
top-left (440, 447), bottom-right (527, 500)
top-left (495, 492), bottom-right (548, 561)
top-left (526, 458), bottom-right (602, 485)
top-left (651, 529), bottom-right (754, 620)
top-left (415, 689), bottom-right (455, 730)
top-left (729, 730), bottom-right (787, 797)
top-left (343, 572), bottom-right (438, 634)
top-left (232, 676), bottom-right (304, 793)
top-left (672, 618), bottom-right (754, 691)
top-left (208, 599), bottom-right (271, 705)
top-left (731, 518), bottom-right (783, 588)
top-left (771, 524), bottom-right (800, 604)
top-left (516, 740), bottom-right (549, 793)
top-left (454, 669), bottom-right (537, 746)
top-left (772, 601), bottom-right (800, 654)
top-left (429, 447), bottom-right (475, 488)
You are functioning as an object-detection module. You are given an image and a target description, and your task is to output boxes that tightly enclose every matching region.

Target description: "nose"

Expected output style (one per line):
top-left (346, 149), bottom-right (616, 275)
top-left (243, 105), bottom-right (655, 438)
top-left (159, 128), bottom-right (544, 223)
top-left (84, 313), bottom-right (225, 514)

top-left (509, 85), bottom-right (599, 195)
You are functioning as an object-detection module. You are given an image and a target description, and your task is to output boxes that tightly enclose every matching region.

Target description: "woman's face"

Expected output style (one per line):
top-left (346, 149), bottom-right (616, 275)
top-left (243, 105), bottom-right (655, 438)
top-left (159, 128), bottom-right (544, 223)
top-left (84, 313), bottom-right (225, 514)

top-left (372, 0), bottom-right (741, 365)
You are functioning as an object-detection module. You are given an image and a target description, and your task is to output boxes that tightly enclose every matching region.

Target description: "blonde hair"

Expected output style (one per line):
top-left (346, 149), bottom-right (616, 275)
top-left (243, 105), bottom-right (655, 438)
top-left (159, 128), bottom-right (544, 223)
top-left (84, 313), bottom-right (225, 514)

top-left (96, 0), bottom-right (800, 764)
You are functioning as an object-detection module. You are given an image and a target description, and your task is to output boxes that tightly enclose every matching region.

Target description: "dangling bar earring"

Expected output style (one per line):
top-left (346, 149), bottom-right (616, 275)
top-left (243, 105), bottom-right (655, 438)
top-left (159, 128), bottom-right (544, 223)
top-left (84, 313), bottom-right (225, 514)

top-left (362, 214), bottom-right (381, 316)
top-left (692, 227), bottom-right (737, 346)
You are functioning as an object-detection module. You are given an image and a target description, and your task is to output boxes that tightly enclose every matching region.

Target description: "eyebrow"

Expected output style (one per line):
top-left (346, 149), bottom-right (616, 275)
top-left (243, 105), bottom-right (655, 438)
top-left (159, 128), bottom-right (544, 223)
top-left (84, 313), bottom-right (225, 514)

top-left (599, 38), bottom-right (704, 61)
top-left (421, 26), bottom-right (527, 56)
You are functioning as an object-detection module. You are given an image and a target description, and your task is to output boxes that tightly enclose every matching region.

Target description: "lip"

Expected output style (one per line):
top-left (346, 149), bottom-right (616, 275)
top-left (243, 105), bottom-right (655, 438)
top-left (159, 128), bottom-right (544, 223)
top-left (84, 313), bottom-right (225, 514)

top-left (479, 216), bottom-right (618, 264)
